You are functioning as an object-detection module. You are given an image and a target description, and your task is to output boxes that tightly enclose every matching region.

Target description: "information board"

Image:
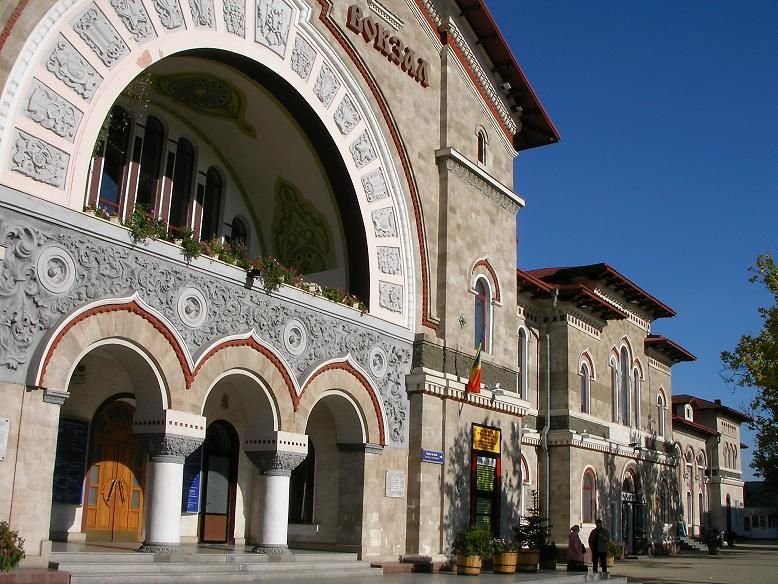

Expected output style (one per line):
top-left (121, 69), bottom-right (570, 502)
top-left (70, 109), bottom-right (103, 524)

top-left (52, 418), bottom-right (89, 505)
top-left (182, 445), bottom-right (203, 513)
top-left (472, 425), bottom-right (501, 453)
top-left (421, 449), bottom-right (444, 464)
top-left (385, 470), bottom-right (406, 498)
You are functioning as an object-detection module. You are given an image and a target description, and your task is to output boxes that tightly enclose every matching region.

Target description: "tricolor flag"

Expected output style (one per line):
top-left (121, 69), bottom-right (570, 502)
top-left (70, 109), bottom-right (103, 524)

top-left (465, 344), bottom-right (482, 394)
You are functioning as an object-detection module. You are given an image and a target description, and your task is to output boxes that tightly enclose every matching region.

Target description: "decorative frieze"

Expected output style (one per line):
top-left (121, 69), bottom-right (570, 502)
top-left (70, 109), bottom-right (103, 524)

top-left (46, 35), bottom-right (103, 101)
top-left (334, 95), bottom-right (360, 135)
top-left (350, 131), bottom-right (376, 167)
top-left (444, 157), bottom-right (519, 214)
top-left (255, 0), bottom-right (292, 56)
top-left (73, 4), bottom-right (130, 67)
top-left (24, 80), bottom-right (83, 141)
top-left (379, 281), bottom-right (402, 313)
top-left (648, 357), bottom-right (670, 375)
top-left (223, 0), bottom-right (245, 36)
top-left (592, 288), bottom-right (651, 332)
top-left (189, 0), bottom-right (215, 28)
top-left (361, 168), bottom-right (388, 202)
top-left (290, 34), bottom-right (316, 79)
top-left (136, 433), bottom-right (203, 462)
top-left (153, 0), bottom-right (185, 30)
top-left (313, 63), bottom-right (339, 107)
top-left (110, 0), bottom-right (156, 42)
top-left (11, 130), bottom-right (69, 188)
top-left (371, 208), bottom-right (397, 238)
top-left (566, 312), bottom-right (602, 340)
top-left (367, 0), bottom-right (404, 31)
top-left (376, 247), bottom-right (401, 275)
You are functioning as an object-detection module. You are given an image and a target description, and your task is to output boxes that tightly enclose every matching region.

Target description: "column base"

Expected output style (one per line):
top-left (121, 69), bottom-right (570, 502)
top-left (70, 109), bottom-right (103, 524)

top-left (250, 544), bottom-right (290, 555)
top-left (137, 542), bottom-right (188, 554)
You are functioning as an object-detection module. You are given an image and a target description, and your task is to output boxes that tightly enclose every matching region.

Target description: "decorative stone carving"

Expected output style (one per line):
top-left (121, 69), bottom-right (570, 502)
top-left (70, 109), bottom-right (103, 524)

top-left (247, 451), bottom-right (306, 476)
top-left (11, 130), bottom-right (69, 188)
top-left (0, 211), bottom-right (413, 445)
top-left (313, 63), bottom-right (339, 107)
top-left (153, 0), bottom-right (185, 30)
top-left (444, 158), bottom-right (520, 214)
top-left (350, 131), bottom-right (376, 168)
top-left (110, 0), bottom-right (156, 42)
top-left (379, 282), bottom-right (402, 313)
top-left (36, 246), bottom-right (77, 294)
top-left (24, 80), bottom-right (83, 142)
top-left (177, 287), bottom-right (208, 328)
top-left (73, 4), bottom-right (130, 67)
top-left (46, 35), bottom-right (103, 101)
top-left (291, 34), bottom-right (316, 80)
top-left (371, 208), bottom-right (397, 238)
top-left (282, 319), bottom-right (307, 356)
top-left (136, 433), bottom-right (203, 462)
top-left (42, 388), bottom-right (70, 405)
top-left (255, 0), bottom-right (292, 56)
top-left (376, 247), bottom-right (401, 275)
top-left (189, 0), bottom-right (215, 28)
top-left (334, 95), bottom-right (360, 135)
top-left (361, 169), bottom-right (388, 202)
top-left (369, 345), bottom-right (388, 378)
top-left (223, 0), bottom-right (245, 36)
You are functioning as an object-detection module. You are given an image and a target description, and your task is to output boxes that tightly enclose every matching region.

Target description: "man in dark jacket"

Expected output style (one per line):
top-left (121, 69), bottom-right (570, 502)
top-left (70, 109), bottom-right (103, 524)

top-left (588, 518), bottom-right (611, 578)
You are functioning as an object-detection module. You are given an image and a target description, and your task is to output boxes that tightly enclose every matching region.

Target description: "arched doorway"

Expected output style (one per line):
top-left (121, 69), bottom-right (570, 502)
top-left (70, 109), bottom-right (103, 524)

top-left (83, 400), bottom-right (145, 542)
top-left (621, 470), bottom-right (644, 554)
top-left (199, 420), bottom-right (239, 544)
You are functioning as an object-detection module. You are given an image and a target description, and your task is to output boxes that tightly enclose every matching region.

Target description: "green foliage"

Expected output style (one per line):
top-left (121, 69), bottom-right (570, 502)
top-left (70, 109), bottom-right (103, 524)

top-left (722, 254), bottom-right (778, 491)
top-left (179, 229), bottom-right (202, 263)
top-left (126, 204), bottom-right (167, 244)
top-left (513, 490), bottom-right (553, 551)
top-left (452, 526), bottom-right (493, 558)
top-left (491, 538), bottom-right (517, 554)
top-left (249, 257), bottom-right (301, 292)
top-left (608, 540), bottom-right (623, 558)
top-left (83, 204), bottom-right (110, 220)
top-left (0, 521), bottom-right (25, 572)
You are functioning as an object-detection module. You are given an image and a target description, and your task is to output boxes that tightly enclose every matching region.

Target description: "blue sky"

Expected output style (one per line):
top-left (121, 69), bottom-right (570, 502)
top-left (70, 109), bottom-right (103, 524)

top-left (486, 0), bottom-right (778, 480)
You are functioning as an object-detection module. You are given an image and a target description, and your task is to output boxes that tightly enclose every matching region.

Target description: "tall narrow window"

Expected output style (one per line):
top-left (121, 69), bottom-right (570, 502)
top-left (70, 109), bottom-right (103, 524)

top-left (633, 369), bottom-right (641, 428)
top-left (288, 440), bottom-right (315, 523)
top-left (656, 391), bottom-right (666, 437)
top-left (518, 328), bottom-right (528, 399)
top-left (201, 167), bottom-right (222, 242)
top-left (610, 357), bottom-right (618, 422)
top-left (477, 129), bottom-right (487, 165)
top-left (474, 278), bottom-right (490, 352)
top-left (230, 217), bottom-right (247, 246)
top-left (168, 139), bottom-right (194, 235)
top-left (96, 106), bottom-right (131, 216)
top-left (580, 362), bottom-right (590, 413)
top-left (136, 116), bottom-right (164, 211)
top-left (582, 469), bottom-right (596, 523)
top-left (620, 347), bottom-right (630, 425)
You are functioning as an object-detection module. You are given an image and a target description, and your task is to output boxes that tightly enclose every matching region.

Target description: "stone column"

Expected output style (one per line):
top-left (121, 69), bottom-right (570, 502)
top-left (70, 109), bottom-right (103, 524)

top-left (134, 410), bottom-right (206, 553)
top-left (245, 431), bottom-right (308, 554)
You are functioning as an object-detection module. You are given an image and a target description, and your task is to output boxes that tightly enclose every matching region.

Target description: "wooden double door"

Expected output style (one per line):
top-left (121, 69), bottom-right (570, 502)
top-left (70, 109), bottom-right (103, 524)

top-left (84, 401), bottom-right (145, 542)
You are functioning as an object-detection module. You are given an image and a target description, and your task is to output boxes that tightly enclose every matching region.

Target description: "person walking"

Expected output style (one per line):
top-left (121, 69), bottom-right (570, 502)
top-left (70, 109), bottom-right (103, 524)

top-left (588, 518), bottom-right (611, 578)
top-left (567, 524), bottom-right (586, 572)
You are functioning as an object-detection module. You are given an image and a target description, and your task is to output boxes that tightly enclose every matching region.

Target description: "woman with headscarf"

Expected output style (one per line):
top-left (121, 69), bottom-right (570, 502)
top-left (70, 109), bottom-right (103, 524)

top-left (567, 524), bottom-right (586, 572)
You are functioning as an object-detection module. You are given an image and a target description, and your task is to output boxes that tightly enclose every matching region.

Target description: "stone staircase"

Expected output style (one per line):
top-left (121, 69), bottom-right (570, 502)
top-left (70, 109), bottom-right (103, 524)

top-left (49, 549), bottom-right (382, 583)
top-left (678, 535), bottom-right (709, 553)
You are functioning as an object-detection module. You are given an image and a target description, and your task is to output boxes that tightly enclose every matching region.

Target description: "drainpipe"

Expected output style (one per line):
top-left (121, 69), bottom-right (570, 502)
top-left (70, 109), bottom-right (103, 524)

top-left (542, 289), bottom-right (558, 515)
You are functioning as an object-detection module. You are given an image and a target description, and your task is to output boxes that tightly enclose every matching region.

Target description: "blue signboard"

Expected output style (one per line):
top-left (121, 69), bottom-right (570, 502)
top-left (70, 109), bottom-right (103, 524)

top-left (421, 449), bottom-right (444, 464)
top-left (181, 445), bottom-right (202, 513)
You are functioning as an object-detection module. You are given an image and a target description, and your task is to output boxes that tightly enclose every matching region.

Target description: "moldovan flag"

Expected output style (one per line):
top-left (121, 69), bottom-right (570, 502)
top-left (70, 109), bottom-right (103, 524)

top-left (465, 344), bottom-right (482, 394)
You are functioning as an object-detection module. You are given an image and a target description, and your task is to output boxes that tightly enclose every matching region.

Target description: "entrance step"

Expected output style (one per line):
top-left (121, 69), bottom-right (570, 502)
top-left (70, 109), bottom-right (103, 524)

top-left (50, 549), bottom-right (382, 583)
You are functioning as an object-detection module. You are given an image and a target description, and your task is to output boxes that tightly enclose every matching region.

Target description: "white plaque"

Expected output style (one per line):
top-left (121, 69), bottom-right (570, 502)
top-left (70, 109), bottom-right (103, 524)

top-left (385, 469), bottom-right (406, 498)
top-left (0, 418), bottom-right (9, 461)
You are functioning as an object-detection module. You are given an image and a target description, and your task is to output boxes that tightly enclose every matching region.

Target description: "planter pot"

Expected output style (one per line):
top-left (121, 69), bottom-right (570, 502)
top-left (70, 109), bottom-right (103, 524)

top-left (606, 555), bottom-right (615, 568)
top-left (492, 551), bottom-right (518, 574)
top-left (516, 550), bottom-right (540, 573)
top-left (540, 556), bottom-right (557, 570)
top-left (456, 554), bottom-right (482, 576)
top-left (709, 547), bottom-right (720, 555)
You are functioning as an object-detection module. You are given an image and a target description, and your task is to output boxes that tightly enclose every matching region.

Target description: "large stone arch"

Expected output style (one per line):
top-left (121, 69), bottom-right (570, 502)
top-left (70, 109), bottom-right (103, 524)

top-left (0, 0), bottom-right (415, 327)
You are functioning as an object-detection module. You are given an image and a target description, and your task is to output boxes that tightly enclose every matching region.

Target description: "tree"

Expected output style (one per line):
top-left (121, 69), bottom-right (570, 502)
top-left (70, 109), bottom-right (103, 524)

top-left (722, 254), bottom-right (778, 491)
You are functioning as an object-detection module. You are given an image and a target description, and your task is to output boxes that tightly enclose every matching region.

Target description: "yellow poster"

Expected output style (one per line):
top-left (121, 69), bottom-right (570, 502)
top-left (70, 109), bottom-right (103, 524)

top-left (472, 425), bottom-right (500, 453)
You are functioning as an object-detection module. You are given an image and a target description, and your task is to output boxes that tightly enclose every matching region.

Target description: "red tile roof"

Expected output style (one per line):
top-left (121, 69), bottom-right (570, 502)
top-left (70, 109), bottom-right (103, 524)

top-left (645, 335), bottom-right (696, 364)
top-left (672, 415), bottom-right (719, 437)
top-left (672, 394), bottom-right (751, 423)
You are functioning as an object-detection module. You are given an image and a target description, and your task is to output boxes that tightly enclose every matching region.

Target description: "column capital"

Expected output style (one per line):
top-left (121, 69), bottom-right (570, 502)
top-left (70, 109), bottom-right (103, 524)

top-left (136, 433), bottom-right (203, 463)
top-left (134, 409), bottom-right (206, 462)
top-left (245, 430), bottom-right (308, 476)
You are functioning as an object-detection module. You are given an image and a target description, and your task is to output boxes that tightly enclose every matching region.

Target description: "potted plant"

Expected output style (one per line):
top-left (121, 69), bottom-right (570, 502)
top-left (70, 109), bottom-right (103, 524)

top-left (704, 528), bottom-right (723, 555)
top-left (0, 521), bottom-right (25, 572)
top-left (452, 526), bottom-right (492, 576)
top-left (491, 538), bottom-right (518, 574)
top-left (513, 490), bottom-right (552, 572)
top-left (540, 540), bottom-right (558, 570)
top-left (607, 541), bottom-right (623, 567)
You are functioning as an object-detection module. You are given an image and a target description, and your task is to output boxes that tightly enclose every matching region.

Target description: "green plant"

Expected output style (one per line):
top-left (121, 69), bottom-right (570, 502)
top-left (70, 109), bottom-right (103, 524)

top-left (513, 490), bottom-right (552, 550)
top-left (703, 528), bottom-right (723, 550)
top-left (126, 203), bottom-right (167, 244)
top-left (0, 521), bottom-right (25, 572)
top-left (608, 540), bottom-right (623, 558)
top-left (84, 204), bottom-right (110, 220)
top-left (452, 526), bottom-right (493, 558)
top-left (491, 538), bottom-right (517, 554)
top-left (179, 229), bottom-right (202, 262)
top-left (249, 257), bottom-right (299, 292)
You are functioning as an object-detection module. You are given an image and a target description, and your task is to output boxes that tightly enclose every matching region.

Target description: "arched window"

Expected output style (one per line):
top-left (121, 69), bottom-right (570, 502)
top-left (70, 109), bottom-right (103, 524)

top-left (95, 105), bottom-right (131, 217)
top-left (136, 116), bottom-right (164, 210)
top-left (582, 469), bottom-right (596, 523)
top-left (633, 368), bottom-right (641, 428)
top-left (620, 346), bottom-right (630, 425)
top-left (656, 391), bottom-right (666, 437)
top-left (580, 361), bottom-right (590, 413)
top-left (518, 327), bottom-right (528, 399)
top-left (684, 404), bottom-right (694, 421)
top-left (474, 277), bottom-right (491, 352)
top-left (610, 356), bottom-right (618, 422)
top-left (169, 138), bottom-right (194, 235)
top-left (230, 216), bottom-right (247, 246)
top-left (477, 128), bottom-right (487, 165)
top-left (201, 167), bottom-right (223, 242)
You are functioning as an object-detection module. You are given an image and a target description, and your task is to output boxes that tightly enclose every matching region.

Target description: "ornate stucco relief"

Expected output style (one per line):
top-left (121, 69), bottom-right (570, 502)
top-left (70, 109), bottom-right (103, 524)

top-left (223, 0), bottom-right (246, 36)
top-left (72, 4), bottom-right (130, 67)
top-left (0, 210), bottom-right (412, 446)
top-left (255, 0), bottom-right (292, 56)
top-left (376, 247), bottom-right (401, 275)
top-left (371, 208), bottom-right (397, 238)
top-left (45, 35), bottom-right (103, 101)
top-left (10, 130), bottom-right (69, 188)
top-left (313, 63), bottom-right (339, 107)
top-left (334, 95), bottom-right (360, 135)
top-left (189, 0), bottom-right (215, 28)
top-left (153, 0), bottom-right (185, 30)
top-left (361, 169), bottom-right (388, 202)
top-left (291, 34), bottom-right (316, 80)
top-left (110, 0), bottom-right (157, 42)
top-left (350, 131), bottom-right (376, 167)
top-left (24, 80), bottom-right (83, 142)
